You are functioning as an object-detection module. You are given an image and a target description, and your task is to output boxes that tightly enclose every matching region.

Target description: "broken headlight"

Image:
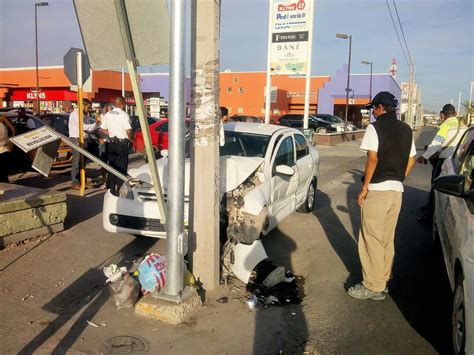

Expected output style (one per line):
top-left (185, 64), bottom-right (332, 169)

top-left (119, 182), bottom-right (134, 200)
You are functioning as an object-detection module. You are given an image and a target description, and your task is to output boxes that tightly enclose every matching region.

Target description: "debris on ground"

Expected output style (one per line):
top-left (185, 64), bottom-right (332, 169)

top-left (216, 296), bottom-right (228, 304)
top-left (86, 320), bottom-right (99, 328)
top-left (21, 294), bottom-right (33, 301)
top-left (104, 264), bottom-right (140, 309)
top-left (137, 254), bottom-right (167, 293)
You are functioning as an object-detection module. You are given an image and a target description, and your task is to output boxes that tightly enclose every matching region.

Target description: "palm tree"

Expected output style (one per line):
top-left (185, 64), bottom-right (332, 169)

top-left (461, 100), bottom-right (473, 126)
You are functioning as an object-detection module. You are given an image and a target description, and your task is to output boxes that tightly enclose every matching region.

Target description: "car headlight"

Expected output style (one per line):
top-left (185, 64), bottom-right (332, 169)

top-left (330, 123), bottom-right (338, 128)
top-left (119, 182), bottom-right (134, 199)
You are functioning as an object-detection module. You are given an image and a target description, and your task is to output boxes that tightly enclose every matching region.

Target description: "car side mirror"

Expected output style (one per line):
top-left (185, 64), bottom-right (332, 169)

top-left (433, 174), bottom-right (465, 197)
top-left (275, 165), bottom-right (295, 176)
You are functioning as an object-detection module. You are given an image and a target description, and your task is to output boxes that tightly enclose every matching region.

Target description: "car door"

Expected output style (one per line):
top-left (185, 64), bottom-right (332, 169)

top-left (294, 133), bottom-right (313, 205)
top-left (154, 121), bottom-right (169, 150)
top-left (268, 135), bottom-right (299, 228)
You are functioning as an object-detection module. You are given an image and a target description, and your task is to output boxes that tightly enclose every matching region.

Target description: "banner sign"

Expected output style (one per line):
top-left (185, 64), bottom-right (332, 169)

top-left (10, 127), bottom-right (60, 153)
top-left (270, 0), bottom-right (313, 75)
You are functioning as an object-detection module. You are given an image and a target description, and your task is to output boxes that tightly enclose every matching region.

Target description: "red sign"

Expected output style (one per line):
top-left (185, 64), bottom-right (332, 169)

top-left (10, 88), bottom-right (78, 101)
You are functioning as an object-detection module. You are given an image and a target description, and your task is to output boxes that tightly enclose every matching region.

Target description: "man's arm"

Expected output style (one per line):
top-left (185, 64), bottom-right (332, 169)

top-left (126, 129), bottom-right (133, 141)
top-left (358, 150), bottom-right (378, 207)
top-left (405, 156), bottom-right (416, 177)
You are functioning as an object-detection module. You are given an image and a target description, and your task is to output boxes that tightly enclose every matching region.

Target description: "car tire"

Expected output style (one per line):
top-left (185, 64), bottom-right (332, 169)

top-left (452, 273), bottom-right (466, 355)
top-left (316, 127), bottom-right (328, 133)
top-left (298, 179), bottom-right (317, 213)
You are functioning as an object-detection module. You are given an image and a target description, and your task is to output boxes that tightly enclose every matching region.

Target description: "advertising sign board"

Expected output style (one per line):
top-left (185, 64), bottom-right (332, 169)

top-left (10, 127), bottom-right (60, 153)
top-left (270, 0), bottom-right (313, 75)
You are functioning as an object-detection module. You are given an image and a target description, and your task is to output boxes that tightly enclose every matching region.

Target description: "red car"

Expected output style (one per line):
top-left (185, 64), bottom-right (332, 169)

top-left (133, 119), bottom-right (190, 153)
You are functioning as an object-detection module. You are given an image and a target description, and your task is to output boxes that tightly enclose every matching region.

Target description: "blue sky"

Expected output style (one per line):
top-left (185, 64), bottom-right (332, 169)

top-left (0, 0), bottom-right (472, 111)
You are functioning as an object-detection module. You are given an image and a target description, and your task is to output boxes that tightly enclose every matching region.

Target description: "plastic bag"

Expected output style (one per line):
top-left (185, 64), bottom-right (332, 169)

top-left (108, 273), bottom-right (139, 309)
top-left (138, 253), bottom-right (167, 293)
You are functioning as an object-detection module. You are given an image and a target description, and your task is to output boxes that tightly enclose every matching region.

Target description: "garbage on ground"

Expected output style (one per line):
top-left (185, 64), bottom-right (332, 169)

top-left (86, 320), bottom-right (99, 328)
top-left (104, 264), bottom-right (140, 309)
top-left (137, 254), bottom-right (167, 293)
top-left (216, 296), bottom-right (228, 304)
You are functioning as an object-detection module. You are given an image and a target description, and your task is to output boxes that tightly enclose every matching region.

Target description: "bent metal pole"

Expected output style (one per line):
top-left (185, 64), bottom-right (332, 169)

top-left (164, 0), bottom-right (186, 298)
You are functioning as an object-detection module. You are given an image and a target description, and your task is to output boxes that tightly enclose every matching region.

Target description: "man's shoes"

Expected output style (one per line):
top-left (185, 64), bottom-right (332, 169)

top-left (71, 184), bottom-right (81, 190)
top-left (348, 283), bottom-right (386, 301)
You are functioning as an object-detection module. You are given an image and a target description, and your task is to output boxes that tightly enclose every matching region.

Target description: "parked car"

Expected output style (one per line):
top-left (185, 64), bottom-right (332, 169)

top-left (278, 114), bottom-right (337, 133)
top-left (133, 118), bottom-right (190, 154)
top-left (313, 114), bottom-right (357, 132)
top-left (103, 122), bottom-right (320, 241)
top-left (433, 126), bottom-right (474, 355)
top-left (129, 115), bottom-right (160, 135)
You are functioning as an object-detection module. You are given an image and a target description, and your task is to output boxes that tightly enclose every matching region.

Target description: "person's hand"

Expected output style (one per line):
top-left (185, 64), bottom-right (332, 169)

top-left (358, 187), bottom-right (369, 207)
top-left (417, 156), bottom-right (428, 164)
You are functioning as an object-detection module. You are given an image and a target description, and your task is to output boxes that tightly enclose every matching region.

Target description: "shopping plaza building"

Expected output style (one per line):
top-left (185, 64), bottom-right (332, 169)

top-left (0, 64), bottom-right (405, 127)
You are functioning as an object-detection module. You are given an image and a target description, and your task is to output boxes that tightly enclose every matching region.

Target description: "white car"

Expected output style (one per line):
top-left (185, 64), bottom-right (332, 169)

top-left (103, 122), bottom-right (320, 243)
top-left (433, 127), bottom-right (474, 355)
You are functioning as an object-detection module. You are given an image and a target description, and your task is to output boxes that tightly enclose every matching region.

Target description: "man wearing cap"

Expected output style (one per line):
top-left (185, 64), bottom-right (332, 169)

top-left (416, 104), bottom-right (466, 223)
top-left (348, 91), bottom-right (417, 301)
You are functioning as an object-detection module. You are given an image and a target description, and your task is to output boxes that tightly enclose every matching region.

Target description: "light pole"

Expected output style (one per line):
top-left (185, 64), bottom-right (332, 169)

top-left (35, 1), bottom-right (48, 114)
top-left (361, 60), bottom-right (372, 101)
top-left (336, 33), bottom-right (352, 127)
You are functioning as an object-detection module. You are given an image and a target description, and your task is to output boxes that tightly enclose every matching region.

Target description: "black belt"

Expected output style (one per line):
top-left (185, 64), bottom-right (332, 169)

top-left (110, 137), bottom-right (129, 143)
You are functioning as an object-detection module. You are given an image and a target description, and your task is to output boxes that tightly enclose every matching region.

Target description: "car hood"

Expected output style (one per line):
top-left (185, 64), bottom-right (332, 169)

top-left (129, 155), bottom-right (265, 194)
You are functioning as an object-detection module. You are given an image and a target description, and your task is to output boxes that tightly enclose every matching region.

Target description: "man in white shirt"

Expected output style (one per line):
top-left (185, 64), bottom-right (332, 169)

top-left (101, 97), bottom-right (132, 195)
top-left (68, 98), bottom-right (97, 189)
top-left (348, 92), bottom-right (417, 301)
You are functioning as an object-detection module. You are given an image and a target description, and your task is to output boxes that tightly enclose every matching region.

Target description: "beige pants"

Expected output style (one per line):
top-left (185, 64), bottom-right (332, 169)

top-left (359, 190), bottom-right (402, 292)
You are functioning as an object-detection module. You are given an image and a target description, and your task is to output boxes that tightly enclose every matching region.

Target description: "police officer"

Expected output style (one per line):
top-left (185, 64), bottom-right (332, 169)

top-left (101, 97), bottom-right (132, 195)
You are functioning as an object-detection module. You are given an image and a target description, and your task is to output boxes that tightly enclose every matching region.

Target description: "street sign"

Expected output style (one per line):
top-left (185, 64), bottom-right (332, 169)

top-left (10, 127), bottom-right (60, 153)
top-left (269, 0), bottom-right (313, 75)
top-left (63, 48), bottom-right (91, 85)
top-left (73, 0), bottom-right (169, 70)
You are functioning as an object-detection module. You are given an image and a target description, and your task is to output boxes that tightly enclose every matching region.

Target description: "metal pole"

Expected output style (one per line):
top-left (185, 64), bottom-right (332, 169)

top-left (469, 82), bottom-right (473, 125)
top-left (114, 0), bottom-right (167, 224)
top-left (164, 0), bottom-right (186, 298)
top-left (264, 0), bottom-right (273, 124)
top-left (35, 4), bottom-right (39, 113)
top-left (302, 0), bottom-right (314, 130)
top-left (77, 51), bottom-right (86, 196)
top-left (457, 92), bottom-right (462, 115)
top-left (369, 62), bottom-right (372, 101)
top-left (344, 35), bottom-right (352, 128)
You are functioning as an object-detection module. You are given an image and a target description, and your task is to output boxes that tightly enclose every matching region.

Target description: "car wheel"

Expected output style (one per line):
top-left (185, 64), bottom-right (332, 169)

top-left (316, 127), bottom-right (327, 133)
top-left (298, 179), bottom-right (316, 213)
top-left (452, 273), bottom-right (466, 355)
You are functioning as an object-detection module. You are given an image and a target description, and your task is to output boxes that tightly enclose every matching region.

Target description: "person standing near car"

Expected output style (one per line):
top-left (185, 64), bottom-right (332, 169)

top-left (101, 97), bottom-right (132, 196)
top-left (348, 91), bottom-right (416, 301)
top-left (416, 104), bottom-right (466, 223)
top-left (0, 115), bottom-right (16, 183)
top-left (96, 103), bottom-right (113, 189)
top-left (68, 98), bottom-right (97, 190)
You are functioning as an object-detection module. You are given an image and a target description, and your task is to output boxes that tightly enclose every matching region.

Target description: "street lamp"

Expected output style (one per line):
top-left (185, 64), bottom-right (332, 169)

top-left (336, 33), bottom-right (352, 127)
top-left (361, 60), bottom-right (373, 101)
top-left (35, 1), bottom-right (48, 114)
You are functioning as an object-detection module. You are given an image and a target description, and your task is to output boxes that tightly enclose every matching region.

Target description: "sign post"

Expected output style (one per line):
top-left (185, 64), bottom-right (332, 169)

top-left (77, 52), bottom-right (86, 196)
top-left (265, 0), bottom-right (314, 127)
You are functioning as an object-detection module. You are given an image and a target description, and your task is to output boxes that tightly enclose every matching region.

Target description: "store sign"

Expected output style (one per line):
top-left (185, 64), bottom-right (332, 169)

top-left (270, 0), bottom-right (313, 75)
top-left (26, 91), bottom-right (46, 100)
top-left (10, 127), bottom-right (60, 153)
top-left (286, 91), bottom-right (316, 98)
top-left (10, 89), bottom-right (78, 101)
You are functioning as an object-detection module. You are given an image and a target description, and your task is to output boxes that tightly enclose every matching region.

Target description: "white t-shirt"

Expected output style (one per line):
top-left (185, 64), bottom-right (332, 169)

top-left (101, 108), bottom-right (131, 140)
top-left (0, 122), bottom-right (9, 154)
top-left (360, 124), bottom-right (417, 192)
top-left (68, 108), bottom-right (96, 138)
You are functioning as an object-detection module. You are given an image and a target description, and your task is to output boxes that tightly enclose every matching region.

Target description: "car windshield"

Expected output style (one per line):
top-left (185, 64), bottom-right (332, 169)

top-left (220, 131), bottom-right (270, 158)
top-left (316, 115), bottom-right (341, 123)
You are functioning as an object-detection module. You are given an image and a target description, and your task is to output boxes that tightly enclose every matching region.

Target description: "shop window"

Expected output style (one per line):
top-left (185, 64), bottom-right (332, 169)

top-left (237, 107), bottom-right (244, 114)
top-left (233, 77), bottom-right (239, 84)
top-left (226, 87), bottom-right (232, 93)
top-left (238, 87), bottom-right (245, 94)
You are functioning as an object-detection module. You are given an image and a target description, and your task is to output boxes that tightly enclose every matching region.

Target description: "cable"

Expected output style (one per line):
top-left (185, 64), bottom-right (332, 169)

top-left (385, 0), bottom-right (410, 67)
top-left (392, 0), bottom-right (413, 65)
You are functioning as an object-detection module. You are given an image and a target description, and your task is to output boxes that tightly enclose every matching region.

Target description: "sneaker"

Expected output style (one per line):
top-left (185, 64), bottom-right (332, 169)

top-left (348, 283), bottom-right (386, 301)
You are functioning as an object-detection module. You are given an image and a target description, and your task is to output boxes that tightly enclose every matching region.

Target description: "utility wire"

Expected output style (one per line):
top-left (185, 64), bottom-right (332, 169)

top-left (392, 0), bottom-right (413, 65)
top-left (385, 0), bottom-right (410, 67)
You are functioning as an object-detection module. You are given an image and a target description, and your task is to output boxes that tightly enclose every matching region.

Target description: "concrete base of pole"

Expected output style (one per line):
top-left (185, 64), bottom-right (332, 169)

top-left (135, 287), bottom-right (202, 325)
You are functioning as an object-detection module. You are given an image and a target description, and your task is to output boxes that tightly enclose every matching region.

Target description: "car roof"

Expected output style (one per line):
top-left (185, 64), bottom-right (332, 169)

top-left (224, 122), bottom-right (293, 136)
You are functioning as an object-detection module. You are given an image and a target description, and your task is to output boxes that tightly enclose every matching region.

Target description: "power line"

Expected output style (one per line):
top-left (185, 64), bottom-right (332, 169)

top-left (385, 0), bottom-right (410, 67)
top-left (392, 0), bottom-right (413, 65)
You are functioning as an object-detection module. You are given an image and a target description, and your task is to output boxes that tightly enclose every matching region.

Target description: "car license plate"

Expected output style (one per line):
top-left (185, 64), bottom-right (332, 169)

top-left (59, 151), bottom-right (68, 158)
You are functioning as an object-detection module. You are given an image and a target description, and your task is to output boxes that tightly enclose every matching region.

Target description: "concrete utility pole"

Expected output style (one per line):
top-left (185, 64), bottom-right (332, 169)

top-left (189, 0), bottom-right (221, 290)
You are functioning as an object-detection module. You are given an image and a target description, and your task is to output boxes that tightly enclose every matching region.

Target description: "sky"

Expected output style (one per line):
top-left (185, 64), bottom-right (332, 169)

top-left (0, 0), bottom-right (472, 111)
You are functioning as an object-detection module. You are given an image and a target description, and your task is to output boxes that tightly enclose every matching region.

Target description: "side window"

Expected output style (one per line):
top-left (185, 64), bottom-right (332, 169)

top-left (155, 122), bottom-right (169, 133)
top-left (295, 134), bottom-right (309, 160)
top-left (453, 131), bottom-right (471, 171)
top-left (273, 136), bottom-right (295, 175)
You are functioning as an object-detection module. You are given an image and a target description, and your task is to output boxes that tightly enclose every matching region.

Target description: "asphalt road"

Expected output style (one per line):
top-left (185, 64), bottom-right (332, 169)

top-left (0, 127), bottom-right (454, 354)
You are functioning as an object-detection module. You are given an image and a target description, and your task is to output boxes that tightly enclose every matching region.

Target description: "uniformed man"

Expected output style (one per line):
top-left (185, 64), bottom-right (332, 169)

top-left (101, 97), bottom-right (132, 195)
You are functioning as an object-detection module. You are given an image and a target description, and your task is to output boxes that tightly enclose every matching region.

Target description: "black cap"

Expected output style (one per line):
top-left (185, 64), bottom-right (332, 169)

top-left (364, 91), bottom-right (398, 109)
top-left (441, 104), bottom-right (456, 114)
